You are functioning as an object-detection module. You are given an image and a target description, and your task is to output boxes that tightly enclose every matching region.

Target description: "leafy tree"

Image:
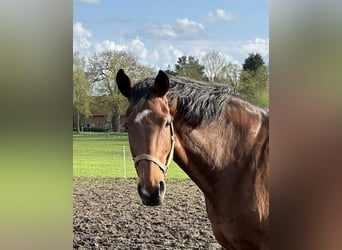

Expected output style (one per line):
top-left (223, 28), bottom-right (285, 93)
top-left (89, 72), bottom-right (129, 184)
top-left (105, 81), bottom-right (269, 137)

top-left (239, 65), bottom-right (269, 107)
top-left (238, 53), bottom-right (269, 107)
top-left (88, 50), bottom-right (156, 131)
top-left (242, 53), bottom-right (265, 72)
top-left (174, 56), bottom-right (187, 73)
top-left (164, 64), bottom-right (176, 76)
top-left (216, 63), bottom-right (242, 95)
top-left (174, 56), bottom-right (207, 81)
top-left (73, 53), bottom-right (92, 133)
top-left (202, 50), bottom-right (226, 82)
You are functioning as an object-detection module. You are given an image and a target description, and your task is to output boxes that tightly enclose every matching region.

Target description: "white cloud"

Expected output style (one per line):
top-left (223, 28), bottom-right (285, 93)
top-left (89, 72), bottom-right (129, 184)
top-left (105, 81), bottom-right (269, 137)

top-left (93, 40), bottom-right (128, 53)
top-left (130, 38), bottom-right (148, 61)
top-left (157, 43), bottom-right (184, 68)
top-left (180, 41), bottom-right (240, 65)
top-left (175, 18), bottom-right (207, 39)
top-left (240, 38), bottom-right (269, 58)
top-left (144, 24), bottom-right (177, 40)
top-left (143, 18), bottom-right (208, 40)
top-left (205, 9), bottom-right (238, 23)
top-left (73, 21), bottom-right (269, 70)
top-left (149, 50), bottom-right (160, 63)
top-left (127, 39), bottom-right (182, 68)
top-left (131, 38), bottom-right (145, 51)
top-left (73, 22), bottom-right (92, 50)
top-left (92, 37), bottom-right (159, 66)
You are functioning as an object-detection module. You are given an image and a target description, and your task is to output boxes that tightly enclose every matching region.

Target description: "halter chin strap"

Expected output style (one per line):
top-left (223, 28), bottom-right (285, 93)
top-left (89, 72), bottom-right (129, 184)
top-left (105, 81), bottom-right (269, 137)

top-left (133, 122), bottom-right (175, 175)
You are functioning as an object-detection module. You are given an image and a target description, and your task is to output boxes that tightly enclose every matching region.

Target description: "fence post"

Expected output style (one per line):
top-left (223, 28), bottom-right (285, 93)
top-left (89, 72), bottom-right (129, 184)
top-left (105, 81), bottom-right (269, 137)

top-left (123, 145), bottom-right (126, 178)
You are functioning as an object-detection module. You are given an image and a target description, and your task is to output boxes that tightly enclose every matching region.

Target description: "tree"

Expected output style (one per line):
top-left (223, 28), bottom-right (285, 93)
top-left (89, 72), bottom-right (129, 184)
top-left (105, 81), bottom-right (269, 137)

top-left (164, 64), bottom-right (176, 76)
top-left (202, 50), bottom-right (226, 82)
top-left (73, 53), bottom-right (92, 134)
top-left (238, 53), bottom-right (269, 107)
top-left (174, 56), bottom-right (207, 81)
top-left (239, 65), bottom-right (269, 107)
top-left (88, 50), bottom-right (156, 131)
top-left (216, 63), bottom-right (241, 95)
top-left (242, 53), bottom-right (265, 72)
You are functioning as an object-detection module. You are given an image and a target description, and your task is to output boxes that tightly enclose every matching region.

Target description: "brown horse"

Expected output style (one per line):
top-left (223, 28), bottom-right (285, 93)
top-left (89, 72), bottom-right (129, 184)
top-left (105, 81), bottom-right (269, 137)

top-left (116, 69), bottom-right (269, 249)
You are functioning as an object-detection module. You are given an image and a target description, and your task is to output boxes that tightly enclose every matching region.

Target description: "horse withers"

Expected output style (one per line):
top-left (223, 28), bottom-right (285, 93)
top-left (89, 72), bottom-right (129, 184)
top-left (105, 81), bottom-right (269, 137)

top-left (116, 69), bottom-right (269, 249)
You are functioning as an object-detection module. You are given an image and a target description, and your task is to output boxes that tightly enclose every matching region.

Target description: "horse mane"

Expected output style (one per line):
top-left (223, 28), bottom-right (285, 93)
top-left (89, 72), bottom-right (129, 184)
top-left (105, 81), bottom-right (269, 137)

top-left (131, 75), bottom-right (232, 126)
top-left (167, 75), bottom-right (231, 126)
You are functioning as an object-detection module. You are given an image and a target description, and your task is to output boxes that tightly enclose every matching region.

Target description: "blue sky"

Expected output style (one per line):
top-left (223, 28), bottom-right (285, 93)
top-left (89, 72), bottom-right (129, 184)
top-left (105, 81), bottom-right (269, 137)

top-left (73, 0), bottom-right (269, 69)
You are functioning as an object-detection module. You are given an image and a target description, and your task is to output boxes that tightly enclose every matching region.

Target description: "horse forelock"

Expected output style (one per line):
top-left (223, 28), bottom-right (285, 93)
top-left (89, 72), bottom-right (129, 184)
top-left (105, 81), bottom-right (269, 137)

top-left (130, 77), bottom-right (154, 105)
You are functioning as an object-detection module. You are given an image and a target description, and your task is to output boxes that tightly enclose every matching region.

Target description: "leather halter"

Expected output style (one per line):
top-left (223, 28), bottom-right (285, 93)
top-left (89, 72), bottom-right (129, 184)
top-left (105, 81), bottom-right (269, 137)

top-left (133, 122), bottom-right (175, 175)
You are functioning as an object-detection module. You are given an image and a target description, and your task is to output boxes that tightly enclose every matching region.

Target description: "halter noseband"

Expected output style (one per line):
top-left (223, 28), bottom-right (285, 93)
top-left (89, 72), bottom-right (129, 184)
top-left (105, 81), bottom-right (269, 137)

top-left (133, 122), bottom-right (175, 175)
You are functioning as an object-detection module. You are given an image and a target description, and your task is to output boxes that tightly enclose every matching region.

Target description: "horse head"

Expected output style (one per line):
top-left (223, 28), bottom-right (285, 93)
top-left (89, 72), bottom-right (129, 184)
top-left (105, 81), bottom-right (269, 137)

top-left (116, 69), bottom-right (174, 206)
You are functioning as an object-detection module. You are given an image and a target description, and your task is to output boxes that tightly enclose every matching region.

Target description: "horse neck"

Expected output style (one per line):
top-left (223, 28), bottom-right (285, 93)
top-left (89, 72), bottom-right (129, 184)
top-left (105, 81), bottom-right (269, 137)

top-left (170, 100), bottom-right (268, 201)
top-left (171, 124), bottom-right (219, 199)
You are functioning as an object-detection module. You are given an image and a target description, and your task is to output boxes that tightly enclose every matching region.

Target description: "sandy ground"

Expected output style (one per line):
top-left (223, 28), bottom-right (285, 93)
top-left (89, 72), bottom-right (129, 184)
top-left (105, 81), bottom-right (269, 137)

top-left (73, 177), bottom-right (222, 249)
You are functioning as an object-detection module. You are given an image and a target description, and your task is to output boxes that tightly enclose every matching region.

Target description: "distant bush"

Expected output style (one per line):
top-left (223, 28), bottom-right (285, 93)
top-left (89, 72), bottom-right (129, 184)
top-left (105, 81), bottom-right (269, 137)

top-left (88, 127), bottom-right (110, 132)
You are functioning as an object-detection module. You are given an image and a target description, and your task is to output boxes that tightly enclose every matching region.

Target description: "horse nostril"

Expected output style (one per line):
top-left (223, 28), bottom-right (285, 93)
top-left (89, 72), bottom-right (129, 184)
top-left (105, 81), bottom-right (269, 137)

top-left (138, 184), bottom-right (150, 198)
top-left (159, 181), bottom-right (166, 194)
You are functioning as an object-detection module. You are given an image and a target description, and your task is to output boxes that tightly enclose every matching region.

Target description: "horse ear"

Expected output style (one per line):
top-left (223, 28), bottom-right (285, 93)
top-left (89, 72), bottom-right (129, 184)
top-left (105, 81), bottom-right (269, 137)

top-left (153, 70), bottom-right (170, 97)
top-left (116, 69), bottom-right (133, 98)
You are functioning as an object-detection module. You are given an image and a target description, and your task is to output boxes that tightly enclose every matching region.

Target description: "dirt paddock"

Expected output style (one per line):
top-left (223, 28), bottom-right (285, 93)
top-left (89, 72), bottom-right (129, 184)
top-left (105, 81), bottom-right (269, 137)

top-left (73, 177), bottom-right (221, 249)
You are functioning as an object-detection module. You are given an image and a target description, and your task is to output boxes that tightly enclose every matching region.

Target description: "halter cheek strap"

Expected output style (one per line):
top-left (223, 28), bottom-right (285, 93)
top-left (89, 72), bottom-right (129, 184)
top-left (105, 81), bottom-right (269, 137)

top-left (133, 122), bottom-right (175, 175)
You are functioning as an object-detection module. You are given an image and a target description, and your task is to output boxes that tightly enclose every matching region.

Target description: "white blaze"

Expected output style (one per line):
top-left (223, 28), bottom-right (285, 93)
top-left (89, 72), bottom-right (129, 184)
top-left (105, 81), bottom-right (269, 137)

top-left (134, 109), bottom-right (152, 124)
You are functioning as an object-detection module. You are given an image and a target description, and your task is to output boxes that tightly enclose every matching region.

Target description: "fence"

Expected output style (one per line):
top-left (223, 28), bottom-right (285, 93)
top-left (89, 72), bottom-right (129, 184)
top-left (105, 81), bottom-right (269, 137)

top-left (73, 132), bottom-right (187, 179)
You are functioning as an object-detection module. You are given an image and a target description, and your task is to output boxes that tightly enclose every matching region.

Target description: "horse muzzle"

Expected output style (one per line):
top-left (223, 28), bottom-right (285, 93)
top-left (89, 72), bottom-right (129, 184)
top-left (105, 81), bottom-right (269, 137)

top-left (137, 181), bottom-right (166, 206)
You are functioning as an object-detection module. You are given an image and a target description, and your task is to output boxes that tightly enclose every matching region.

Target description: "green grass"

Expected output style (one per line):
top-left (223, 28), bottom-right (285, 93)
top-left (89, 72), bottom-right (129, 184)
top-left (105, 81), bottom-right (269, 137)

top-left (73, 132), bottom-right (188, 179)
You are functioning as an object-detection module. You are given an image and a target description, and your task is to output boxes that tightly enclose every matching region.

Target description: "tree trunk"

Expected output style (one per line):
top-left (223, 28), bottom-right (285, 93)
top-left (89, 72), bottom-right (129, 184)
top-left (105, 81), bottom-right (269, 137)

top-left (77, 109), bottom-right (80, 134)
top-left (111, 115), bottom-right (117, 132)
top-left (117, 115), bottom-right (121, 132)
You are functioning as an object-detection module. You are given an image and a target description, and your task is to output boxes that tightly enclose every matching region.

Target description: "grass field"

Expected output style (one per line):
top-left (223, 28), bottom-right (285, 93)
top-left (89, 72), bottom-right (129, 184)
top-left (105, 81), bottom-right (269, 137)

top-left (73, 132), bottom-right (188, 179)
